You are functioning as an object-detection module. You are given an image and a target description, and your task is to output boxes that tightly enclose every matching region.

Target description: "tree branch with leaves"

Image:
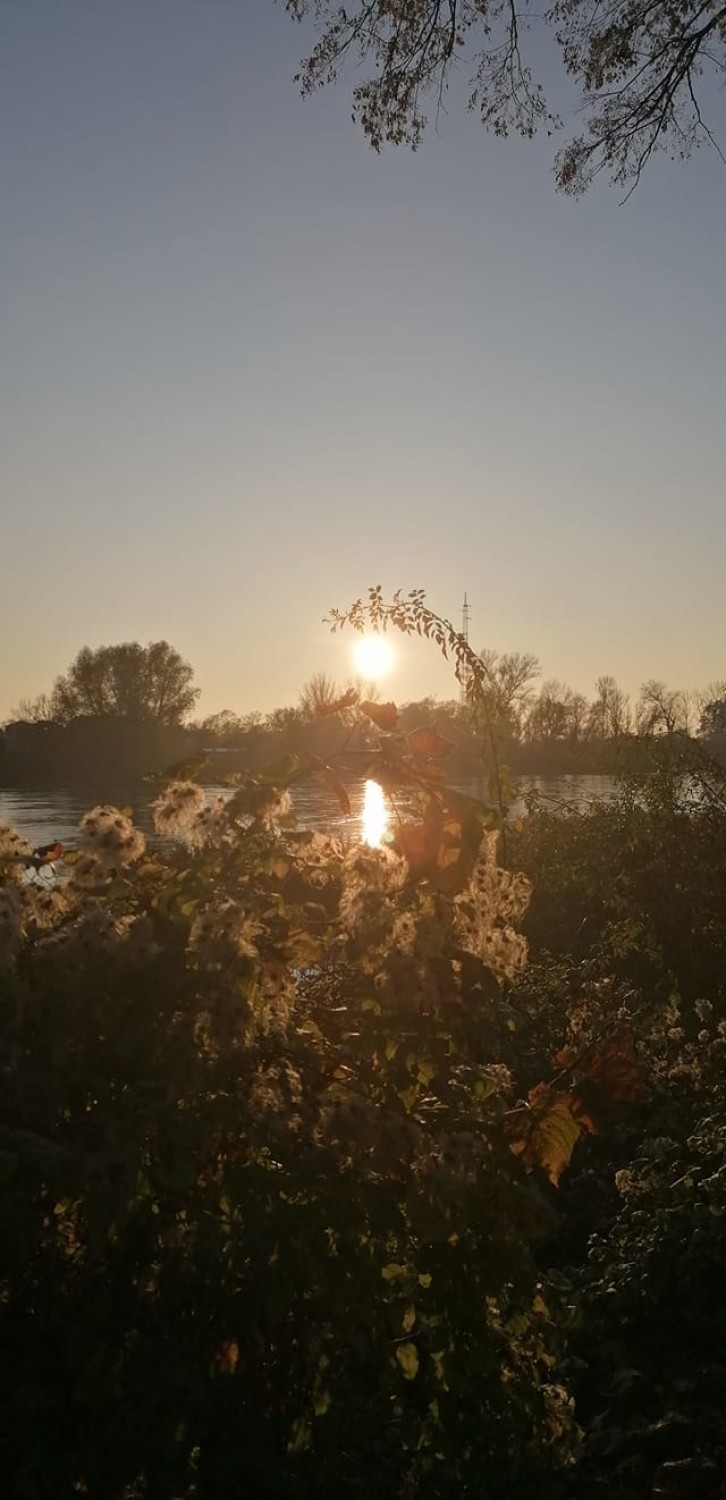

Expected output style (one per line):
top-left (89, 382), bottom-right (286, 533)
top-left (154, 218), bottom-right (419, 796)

top-left (286, 0), bottom-right (726, 193)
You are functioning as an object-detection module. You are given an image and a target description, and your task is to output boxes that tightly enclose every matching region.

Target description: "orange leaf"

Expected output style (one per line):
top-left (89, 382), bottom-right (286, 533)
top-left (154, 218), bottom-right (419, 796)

top-left (508, 1094), bottom-right (582, 1186)
top-left (407, 726), bottom-right (455, 760)
top-left (360, 700), bottom-right (398, 731)
top-left (214, 1339), bottom-right (239, 1376)
top-left (554, 1047), bottom-right (576, 1069)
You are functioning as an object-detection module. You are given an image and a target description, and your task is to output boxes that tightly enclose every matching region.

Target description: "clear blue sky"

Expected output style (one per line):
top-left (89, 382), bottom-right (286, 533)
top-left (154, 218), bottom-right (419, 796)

top-left (2, 0), bottom-right (724, 720)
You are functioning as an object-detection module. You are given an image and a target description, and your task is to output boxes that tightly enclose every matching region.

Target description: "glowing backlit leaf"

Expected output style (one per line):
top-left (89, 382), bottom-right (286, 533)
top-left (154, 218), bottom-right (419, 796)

top-left (508, 1094), bottom-right (582, 1185)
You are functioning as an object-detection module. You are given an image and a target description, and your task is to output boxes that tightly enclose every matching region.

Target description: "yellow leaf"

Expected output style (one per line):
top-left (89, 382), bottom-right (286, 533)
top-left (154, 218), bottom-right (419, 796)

top-left (532, 1293), bottom-right (550, 1319)
top-left (313, 1388), bottom-right (331, 1416)
top-left (416, 1058), bottom-right (436, 1085)
top-left (402, 1305), bottom-right (416, 1333)
top-left (418, 1272), bottom-right (432, 1289)
top-left (508, 1095), bottom-right (582, 1186)
top-left (396, 1342), bottom-right (420, 1381)
top-left (381, 1263), bottom-right (408, 1282)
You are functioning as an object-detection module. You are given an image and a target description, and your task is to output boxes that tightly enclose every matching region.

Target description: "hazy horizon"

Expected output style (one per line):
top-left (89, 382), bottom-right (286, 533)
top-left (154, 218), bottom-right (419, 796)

top-left (2, 1), bottom-right (725, 723)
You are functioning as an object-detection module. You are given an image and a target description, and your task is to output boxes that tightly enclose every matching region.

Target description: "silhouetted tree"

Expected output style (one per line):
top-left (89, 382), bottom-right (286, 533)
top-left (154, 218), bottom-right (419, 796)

top-left (589, 676), bottom-right (630, 738)
top-left (8, 693), bottom-right (55, 724)
top-left (51, 642), bottom-right (199, 726)
top-left (298, 672), bottom-right (340, 720)
top-left (473, 649), bottom-right (541, 739)
top-left (286, 0), bottom-right (726, 194)
top-left (526, 681), bottom-right (570, 742)
top-left (636, 679), bottom-right (692, 736)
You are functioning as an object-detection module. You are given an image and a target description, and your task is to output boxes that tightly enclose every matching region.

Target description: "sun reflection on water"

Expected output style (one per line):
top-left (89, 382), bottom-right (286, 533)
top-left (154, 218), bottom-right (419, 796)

top-left (361, 779), bottom-right (388, 848)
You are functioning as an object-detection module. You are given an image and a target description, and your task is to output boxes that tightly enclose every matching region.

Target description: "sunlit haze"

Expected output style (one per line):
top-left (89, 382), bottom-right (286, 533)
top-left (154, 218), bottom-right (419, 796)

top-left (1, 2), bottom-right (725, 722)
top-left (353, 634), bottom-right (396, 682)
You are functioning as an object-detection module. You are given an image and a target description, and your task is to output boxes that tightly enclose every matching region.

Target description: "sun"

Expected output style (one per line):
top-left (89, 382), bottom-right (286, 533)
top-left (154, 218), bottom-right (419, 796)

top-left (353, 633), bottom-right (395, 681)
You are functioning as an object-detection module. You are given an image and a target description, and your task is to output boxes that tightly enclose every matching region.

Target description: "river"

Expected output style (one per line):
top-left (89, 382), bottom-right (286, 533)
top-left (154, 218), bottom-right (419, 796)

top-left (0, 774), bottom-right (618, 850)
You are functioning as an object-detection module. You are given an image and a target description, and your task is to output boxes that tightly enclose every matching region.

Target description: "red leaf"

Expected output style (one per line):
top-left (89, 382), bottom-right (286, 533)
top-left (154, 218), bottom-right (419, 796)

top-left (570, 1029), bottom-right (649, 1134)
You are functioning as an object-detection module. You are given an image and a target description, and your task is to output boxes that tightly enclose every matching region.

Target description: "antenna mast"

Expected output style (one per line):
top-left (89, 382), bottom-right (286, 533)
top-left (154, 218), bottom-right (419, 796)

top-left (460, 592), bottom-right (471, 707)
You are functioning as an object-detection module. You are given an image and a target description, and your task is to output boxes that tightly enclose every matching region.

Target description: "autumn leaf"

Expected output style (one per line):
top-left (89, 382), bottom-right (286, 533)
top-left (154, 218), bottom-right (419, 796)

top-left (213, 1339), bottom-right (239, 1376)
top-left (407, 726), bottom-right (455, 760)
top-left (360, 700), bottom-right (398, 731)
top-left (570, 1028), bottom-right (649, 1134)
top-left (508, 1092), bottom-right (582, 1186)
top-left (396, 1342), bottom-right (420, 1380)
top-left (381, 1263), bottom-right (409, 1282)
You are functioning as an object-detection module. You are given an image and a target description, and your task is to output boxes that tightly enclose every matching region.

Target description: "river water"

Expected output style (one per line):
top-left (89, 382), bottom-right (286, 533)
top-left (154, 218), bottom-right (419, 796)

top-left (0, 774), bottom-right (617, 850)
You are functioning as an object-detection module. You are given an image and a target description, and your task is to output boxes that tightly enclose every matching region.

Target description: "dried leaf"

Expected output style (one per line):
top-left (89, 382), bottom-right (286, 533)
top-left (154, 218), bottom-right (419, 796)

top-left (508, 1094), bottom-right (582, 1186)
top-left (570, 1029), bottom-right (649, 1134)
top-left (396, 1342), bottom-right (420, 1380)
top-left (360, 700), bottom-right (398, 731)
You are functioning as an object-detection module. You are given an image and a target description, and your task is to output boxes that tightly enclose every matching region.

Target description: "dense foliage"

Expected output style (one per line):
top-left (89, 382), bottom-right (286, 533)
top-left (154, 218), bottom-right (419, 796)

top-left (2, 594), bottom-right (725, 1497)
top-left (24, 641), bottom-right (199, 727)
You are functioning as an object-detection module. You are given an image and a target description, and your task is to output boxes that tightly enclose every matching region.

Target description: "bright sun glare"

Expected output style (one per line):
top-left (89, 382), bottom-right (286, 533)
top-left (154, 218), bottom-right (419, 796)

top-left (361, 779), bottom-right (388, 848)
top-left (353, 633), bottom-right (395, 681)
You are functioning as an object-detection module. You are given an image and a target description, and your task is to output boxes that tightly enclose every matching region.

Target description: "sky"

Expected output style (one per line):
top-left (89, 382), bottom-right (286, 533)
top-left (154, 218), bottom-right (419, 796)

top-left (2, 0), bottom-right (725, 722)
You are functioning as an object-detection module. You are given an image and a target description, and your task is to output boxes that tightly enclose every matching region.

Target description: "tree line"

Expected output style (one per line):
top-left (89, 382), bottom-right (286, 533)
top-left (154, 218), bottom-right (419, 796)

top-left (6, 639), bottom-right (726, 767)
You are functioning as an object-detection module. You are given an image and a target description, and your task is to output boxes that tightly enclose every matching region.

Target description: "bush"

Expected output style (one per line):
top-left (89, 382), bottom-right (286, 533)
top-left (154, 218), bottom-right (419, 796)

top-left (1, 745), bottom-right (582, 1500)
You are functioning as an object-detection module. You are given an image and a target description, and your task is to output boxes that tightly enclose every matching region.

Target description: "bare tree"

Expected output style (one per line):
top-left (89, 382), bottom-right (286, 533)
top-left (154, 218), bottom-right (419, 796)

top-left (525, 680), bottom-right (570, 742)
top-left (636, 679), bottom-right (692, 736)
top-left (474, 648), bottom-right (541, 738)
top-left (563, 688), bottom-right (591, 744)
top-left (299, 672), bottom-right (340, 720)
top-left (589, 676), bottom-right (631, 738)
top-left (8, 693), bottom-right (56, 724)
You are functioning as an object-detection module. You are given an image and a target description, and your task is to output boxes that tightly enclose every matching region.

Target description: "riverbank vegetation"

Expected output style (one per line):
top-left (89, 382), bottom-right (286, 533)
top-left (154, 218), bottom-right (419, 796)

top-left (3, 617), bottom-right (725, 785)
top-left (1, 592), bottom-right (726, 1496)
